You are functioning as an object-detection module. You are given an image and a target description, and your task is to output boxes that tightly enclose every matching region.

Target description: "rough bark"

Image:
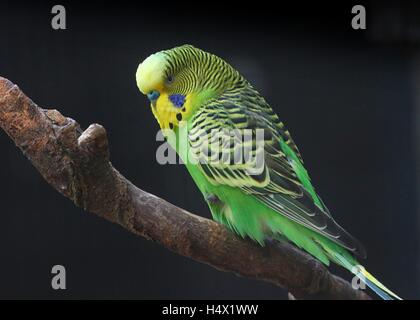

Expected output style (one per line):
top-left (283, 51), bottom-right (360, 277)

top-left (0, 76), bottom-right (371, 300)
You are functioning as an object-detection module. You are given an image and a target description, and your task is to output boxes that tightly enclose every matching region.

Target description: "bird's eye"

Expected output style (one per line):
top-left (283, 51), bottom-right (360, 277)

top-left (166, 75), bottom-right (174, 84)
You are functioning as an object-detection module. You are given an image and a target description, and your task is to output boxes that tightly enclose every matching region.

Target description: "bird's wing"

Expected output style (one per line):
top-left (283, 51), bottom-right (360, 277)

top-left (188, 87), bottom-right (366, 258)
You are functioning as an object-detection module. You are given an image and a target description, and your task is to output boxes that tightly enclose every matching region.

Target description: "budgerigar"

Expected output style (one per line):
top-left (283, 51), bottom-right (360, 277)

top-left (135, 45), bottom-right (400, 300)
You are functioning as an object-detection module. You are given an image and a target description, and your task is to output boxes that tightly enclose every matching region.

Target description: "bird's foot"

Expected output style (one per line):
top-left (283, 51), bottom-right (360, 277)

top-left (205, 193), bottom-right (222, 205)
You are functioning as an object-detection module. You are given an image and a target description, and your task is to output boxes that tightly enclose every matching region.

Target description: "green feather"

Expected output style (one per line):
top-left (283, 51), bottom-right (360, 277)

top-left (279, 139), bottom-right (323, 209)
top-left (139, 45), bottom-right (401, 299)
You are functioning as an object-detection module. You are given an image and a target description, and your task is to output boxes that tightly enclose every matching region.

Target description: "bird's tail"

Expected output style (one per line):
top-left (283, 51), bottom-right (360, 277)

top-left (332, 251), bottom-right (402, 300)
top-left (357, 268), bottom-right (402, 300)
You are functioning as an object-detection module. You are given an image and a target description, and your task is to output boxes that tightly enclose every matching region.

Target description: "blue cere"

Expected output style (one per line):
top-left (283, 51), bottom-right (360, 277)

top-left (169, 94), bottom-right (186, 108)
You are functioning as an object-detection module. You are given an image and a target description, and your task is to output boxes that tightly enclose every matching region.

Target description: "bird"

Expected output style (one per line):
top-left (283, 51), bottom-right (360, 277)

top-left (135, 44), bottom-right (400, 300)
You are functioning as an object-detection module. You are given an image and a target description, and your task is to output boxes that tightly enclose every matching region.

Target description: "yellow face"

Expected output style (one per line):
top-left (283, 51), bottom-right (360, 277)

top-left (136, 51), bottom-right (195, 130)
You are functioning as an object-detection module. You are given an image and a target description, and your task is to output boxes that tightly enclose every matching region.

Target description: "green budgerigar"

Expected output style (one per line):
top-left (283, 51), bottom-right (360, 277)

top-left (136, 45), bottom-right (400, 300)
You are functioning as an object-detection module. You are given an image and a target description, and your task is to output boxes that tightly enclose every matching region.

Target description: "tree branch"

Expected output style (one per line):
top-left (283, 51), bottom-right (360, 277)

top-left (0, 76), bottom-right (371, 300)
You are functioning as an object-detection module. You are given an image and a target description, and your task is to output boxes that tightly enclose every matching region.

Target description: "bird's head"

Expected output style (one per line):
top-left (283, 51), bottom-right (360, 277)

top-left (136, 50), bottom-right (167, 102)
top-left (136, 45), bottom-right (241, 130)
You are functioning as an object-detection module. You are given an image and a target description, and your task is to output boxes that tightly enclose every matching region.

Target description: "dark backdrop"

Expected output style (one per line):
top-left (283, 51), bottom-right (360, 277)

top-left (0, 1), bottom-right (418, 299)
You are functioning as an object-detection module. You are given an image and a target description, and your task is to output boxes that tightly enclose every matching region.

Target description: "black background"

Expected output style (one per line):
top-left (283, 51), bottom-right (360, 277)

top-left (0, 1), bottom-right (418, 299)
